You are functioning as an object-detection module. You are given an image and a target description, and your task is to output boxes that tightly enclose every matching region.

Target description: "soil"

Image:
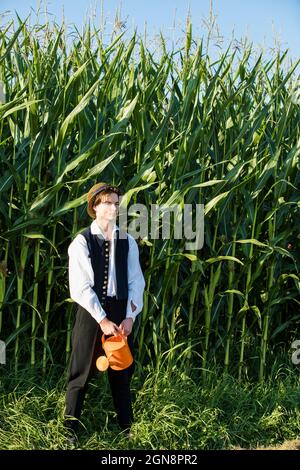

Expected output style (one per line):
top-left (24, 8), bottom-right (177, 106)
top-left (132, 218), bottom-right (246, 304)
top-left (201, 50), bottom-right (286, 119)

top-left (233, 439), bottom-right (300, 450)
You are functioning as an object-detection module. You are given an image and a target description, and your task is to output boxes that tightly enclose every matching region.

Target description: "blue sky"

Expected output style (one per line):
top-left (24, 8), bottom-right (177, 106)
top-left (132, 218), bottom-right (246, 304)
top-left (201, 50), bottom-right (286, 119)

top-left (1, 0), bottom-right (300, 60)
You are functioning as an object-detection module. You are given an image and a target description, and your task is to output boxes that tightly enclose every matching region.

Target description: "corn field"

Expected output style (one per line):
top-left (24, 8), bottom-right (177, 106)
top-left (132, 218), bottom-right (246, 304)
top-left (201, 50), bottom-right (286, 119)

top-left (0, 18), bottom-right (299, 381)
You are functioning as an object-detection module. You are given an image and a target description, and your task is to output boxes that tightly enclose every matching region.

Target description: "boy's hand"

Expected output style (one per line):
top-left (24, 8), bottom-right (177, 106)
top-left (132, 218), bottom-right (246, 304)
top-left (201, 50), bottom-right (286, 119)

top-left (99, 317), bottom-right (120, 336)
top-left (119, 318), bottom-right (133, 337)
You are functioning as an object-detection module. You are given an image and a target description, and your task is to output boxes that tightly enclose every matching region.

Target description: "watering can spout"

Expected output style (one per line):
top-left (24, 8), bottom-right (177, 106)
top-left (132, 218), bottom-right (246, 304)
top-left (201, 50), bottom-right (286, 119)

top-left (96, 355), bottom-right (109, 371)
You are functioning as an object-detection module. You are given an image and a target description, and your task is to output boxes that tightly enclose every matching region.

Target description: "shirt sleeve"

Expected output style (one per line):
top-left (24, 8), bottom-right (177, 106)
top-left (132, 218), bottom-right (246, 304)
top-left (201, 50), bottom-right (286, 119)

top-left (126, 235), bottom-right (146, 322)
top-left (68, 234), bottom-right (107, 324)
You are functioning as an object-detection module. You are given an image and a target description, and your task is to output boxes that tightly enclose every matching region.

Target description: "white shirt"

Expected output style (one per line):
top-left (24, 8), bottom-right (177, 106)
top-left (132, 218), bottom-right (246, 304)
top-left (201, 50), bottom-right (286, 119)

top-left (68, 220), bottom-right (146, 324)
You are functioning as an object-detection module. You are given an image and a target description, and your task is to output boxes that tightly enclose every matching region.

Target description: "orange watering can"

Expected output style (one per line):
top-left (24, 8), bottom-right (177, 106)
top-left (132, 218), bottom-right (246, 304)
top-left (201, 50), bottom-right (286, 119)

top-left (96, 334), bottom-right (133, 372)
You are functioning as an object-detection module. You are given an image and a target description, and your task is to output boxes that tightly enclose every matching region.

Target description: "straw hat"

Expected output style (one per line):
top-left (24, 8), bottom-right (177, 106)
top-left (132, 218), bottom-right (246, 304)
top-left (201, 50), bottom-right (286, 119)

top-left (87, 182), bottom-right (123, 219)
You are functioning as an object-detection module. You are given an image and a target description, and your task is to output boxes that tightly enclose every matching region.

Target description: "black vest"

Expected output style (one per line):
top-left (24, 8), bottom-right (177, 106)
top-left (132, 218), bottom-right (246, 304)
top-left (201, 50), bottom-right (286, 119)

top-left (81, 226), bottom-right (129, 303)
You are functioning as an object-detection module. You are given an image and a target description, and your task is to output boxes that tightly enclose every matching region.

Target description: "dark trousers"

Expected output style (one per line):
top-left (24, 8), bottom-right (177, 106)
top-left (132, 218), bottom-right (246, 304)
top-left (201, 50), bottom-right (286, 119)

top-left (65, 296), bottom-right (135, 433)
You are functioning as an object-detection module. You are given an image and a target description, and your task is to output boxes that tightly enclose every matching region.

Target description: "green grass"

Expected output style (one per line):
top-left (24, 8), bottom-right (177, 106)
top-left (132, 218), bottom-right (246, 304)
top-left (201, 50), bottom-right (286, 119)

top-left (1, 361), bottom-right (300, 450)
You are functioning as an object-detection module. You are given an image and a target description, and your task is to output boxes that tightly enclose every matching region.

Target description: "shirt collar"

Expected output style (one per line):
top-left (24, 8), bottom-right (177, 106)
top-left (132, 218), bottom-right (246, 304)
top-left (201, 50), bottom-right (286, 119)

top-left (91, 220), bottom-right (119, 239)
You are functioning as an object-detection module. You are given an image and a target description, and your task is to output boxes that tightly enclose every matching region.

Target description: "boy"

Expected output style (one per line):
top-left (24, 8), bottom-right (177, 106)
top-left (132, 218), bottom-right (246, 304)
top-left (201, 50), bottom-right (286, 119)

top-left (65, 182), bottom-right (145, 442)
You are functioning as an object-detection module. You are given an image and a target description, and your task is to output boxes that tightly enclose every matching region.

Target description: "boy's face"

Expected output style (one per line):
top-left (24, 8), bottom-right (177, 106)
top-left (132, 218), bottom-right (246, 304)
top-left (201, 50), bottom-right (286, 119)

top-left (93, 192), bottom-right (120, 222)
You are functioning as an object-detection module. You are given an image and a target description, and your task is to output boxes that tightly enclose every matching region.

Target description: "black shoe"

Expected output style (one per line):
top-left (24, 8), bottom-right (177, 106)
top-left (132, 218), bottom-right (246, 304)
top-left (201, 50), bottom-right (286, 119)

top-left (66, 430), bottom-right (79, 447)
top-left (67, 434), bottom-right (78, 446)
top-left (64, 421), bottom-right (79, 447)
top-left (125, 430), bottom-right (134, 439)
top-left (120, 425), bottom-right (133, 439)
